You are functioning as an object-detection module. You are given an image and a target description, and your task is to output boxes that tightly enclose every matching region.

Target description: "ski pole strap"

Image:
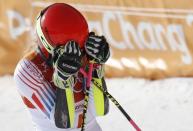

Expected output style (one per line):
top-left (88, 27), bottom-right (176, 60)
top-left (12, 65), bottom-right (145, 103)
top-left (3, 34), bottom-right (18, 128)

top-left (86, 63), bottom-right (93, 88)
top-left (92, 79), bottom-right (141, 131)
top-left (81, 63), bottom-right (94, 131)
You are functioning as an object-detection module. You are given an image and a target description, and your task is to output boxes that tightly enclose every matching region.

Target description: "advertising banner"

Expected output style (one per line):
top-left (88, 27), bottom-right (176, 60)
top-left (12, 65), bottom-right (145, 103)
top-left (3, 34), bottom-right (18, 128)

top-left (1, 0), bottom-right (193, 79)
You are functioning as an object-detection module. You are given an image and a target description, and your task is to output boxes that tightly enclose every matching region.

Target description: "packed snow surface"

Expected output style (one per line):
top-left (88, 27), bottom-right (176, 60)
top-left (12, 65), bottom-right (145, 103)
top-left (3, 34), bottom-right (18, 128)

top-left (0, 75), bottom-right (193, 131)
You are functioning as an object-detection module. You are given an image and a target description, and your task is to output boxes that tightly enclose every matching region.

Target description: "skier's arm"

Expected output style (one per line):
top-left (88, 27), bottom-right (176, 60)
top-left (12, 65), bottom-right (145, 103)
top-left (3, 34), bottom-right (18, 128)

top-left (52, 41), bottom-right (83, 128)
top-left (85, 32), bottom-right (110, 116)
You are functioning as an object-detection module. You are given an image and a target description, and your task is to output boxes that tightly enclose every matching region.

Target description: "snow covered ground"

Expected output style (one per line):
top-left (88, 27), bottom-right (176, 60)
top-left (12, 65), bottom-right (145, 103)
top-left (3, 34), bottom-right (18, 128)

top-left (0, 75), bottom-right (193, 131)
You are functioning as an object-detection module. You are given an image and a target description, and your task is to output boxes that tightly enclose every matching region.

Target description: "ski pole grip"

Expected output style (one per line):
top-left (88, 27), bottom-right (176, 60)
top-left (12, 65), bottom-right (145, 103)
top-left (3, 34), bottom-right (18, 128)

top-left (86, 61), bottom-right (94, 88)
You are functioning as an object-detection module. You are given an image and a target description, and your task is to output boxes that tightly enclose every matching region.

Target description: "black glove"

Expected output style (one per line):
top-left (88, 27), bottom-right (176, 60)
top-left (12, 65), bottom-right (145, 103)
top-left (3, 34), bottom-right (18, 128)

top-left (85, 32), bottom-right (110, 64)
top-left (52, 41), bottom-right (82, 80)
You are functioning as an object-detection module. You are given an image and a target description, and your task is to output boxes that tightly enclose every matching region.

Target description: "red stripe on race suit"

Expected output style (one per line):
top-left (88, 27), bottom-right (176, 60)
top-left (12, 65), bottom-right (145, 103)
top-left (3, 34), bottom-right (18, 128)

top-left (21, 96), bottom-right (36, 109)
top-left (32, 93), bottom-right (46, 112)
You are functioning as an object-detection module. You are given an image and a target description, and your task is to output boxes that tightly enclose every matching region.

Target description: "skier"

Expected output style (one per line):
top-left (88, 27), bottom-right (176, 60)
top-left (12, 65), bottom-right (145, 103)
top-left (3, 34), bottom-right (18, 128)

top-left (14, 3), bottom-right (110, 131)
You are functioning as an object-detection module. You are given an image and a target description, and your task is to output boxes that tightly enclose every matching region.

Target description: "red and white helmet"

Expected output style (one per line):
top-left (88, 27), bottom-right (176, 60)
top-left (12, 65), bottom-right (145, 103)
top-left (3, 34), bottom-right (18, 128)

top-left (36, 3), bottom-right (89, 55)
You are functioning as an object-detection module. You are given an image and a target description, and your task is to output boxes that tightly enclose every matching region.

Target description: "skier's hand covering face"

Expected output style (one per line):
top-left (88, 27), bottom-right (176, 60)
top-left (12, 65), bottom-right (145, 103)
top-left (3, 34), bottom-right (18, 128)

top-left (85, 32), bottom-right (110, 64)
top-left (52, 41), bottom-right (83, 80)
top-left (51, 32), bottom-right (110, 89)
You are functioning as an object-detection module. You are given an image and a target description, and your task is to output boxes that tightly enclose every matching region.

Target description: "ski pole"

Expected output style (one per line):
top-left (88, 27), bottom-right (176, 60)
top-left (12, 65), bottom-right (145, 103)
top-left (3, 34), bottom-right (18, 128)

top-left (92, 79), bottom-right (141, 131)
top-left (80, 63), bottom-right (94, 131)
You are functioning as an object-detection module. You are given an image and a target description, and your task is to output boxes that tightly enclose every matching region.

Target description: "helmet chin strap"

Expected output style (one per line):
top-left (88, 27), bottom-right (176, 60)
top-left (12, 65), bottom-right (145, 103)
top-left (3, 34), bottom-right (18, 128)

top-left (37, 46), bottom-right (53, 66)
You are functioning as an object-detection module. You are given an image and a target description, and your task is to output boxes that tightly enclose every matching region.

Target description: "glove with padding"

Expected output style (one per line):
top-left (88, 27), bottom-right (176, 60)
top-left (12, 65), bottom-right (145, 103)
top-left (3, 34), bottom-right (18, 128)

top-left (52, 41), bottom-right (82, 89)
top-left (85, 32), bottom-right (110, 64)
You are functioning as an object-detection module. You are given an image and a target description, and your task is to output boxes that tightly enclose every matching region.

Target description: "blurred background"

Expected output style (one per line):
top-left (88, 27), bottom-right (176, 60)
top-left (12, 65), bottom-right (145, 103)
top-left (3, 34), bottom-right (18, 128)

top-left (1, 0), bottom-right (193, 131)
